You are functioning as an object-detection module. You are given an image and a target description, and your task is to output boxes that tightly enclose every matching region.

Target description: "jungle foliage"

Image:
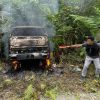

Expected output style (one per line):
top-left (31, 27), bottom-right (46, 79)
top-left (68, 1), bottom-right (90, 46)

top-left (48, 0), bottom-right (100, 49)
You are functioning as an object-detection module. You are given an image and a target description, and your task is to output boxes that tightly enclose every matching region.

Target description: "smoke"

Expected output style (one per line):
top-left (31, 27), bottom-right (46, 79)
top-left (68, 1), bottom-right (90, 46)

top-left (0, 0), bottom-right (94, 33)
top-left (0, 0), bottom-right (59, 58)
top-left (0, 0), bottom-right (58, 34)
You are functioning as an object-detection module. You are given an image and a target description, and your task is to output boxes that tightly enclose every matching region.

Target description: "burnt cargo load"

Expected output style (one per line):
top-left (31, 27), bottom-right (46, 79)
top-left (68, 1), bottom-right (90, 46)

top-left (3, 26), bottom-right (51, 70)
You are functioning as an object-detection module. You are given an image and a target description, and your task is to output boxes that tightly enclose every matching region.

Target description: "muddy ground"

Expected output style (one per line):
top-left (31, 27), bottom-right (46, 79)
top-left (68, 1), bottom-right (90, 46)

top-left (0, 60), bottom-right (100, 100)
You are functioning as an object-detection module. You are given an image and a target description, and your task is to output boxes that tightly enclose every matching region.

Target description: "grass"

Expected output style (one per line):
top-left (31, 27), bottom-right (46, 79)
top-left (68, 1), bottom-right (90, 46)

top-left (0, 57), bottom-right (100, 99)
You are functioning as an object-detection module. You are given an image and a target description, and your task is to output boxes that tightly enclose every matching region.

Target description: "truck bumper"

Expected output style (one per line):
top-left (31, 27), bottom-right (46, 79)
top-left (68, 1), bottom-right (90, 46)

top-left (9, 53), bottom-right (48, 60)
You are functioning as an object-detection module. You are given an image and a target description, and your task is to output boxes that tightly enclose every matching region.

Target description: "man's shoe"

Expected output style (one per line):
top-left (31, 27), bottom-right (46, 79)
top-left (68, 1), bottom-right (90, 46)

top-left (95, 75), bottom-right (99, 79)
top-left (80, 76), bottom-right (86, 81)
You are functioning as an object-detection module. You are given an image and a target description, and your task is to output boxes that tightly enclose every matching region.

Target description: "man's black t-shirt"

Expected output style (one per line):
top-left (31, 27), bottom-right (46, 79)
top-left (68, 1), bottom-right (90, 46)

top-left (82, 42), bottom-right (100, 58)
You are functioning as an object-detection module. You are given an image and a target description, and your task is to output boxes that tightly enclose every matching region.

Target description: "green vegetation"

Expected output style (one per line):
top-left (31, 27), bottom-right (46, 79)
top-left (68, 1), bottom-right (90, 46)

top-left (48, 0), bottom-right (100, 50)
top-left (0, 0), bottom-right (100, 99)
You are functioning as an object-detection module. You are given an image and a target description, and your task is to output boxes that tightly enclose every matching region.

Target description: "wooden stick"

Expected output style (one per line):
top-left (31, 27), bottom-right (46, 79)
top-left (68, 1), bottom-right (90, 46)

top-left (59, 44), bottom-right (82, 49)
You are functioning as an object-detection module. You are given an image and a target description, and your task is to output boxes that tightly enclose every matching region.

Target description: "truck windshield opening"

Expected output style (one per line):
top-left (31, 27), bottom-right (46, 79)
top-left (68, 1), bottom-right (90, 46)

top-left (12, 27), bottom-right (46, 36)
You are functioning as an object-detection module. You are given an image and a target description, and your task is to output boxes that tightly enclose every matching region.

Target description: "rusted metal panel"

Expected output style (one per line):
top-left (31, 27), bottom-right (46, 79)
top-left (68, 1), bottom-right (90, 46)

top-left (9, 26), bottom-right (49, 61)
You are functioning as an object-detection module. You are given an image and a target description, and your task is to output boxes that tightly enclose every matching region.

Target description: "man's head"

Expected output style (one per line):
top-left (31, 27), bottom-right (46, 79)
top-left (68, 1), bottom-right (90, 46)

top-left (86, 36), bottom-right (95, 45)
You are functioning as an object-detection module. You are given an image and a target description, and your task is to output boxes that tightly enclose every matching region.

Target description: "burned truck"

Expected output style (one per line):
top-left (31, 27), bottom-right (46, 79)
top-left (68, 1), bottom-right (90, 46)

top-left (3, 26), bottom-right (51, 70)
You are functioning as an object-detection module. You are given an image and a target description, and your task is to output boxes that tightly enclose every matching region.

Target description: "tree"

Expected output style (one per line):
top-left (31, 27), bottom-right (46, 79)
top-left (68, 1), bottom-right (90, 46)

top-left (48, 0), bottom-right (100, 51)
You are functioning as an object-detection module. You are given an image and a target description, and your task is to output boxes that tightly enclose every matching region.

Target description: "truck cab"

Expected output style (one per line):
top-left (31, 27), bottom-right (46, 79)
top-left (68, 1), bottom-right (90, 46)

top-left (8, 26), bottom-right (51, 70)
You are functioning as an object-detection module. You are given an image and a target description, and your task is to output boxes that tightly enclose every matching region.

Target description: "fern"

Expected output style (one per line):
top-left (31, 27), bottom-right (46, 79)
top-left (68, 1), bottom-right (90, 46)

top-left (23, 84), bottom-right (34, 100)
top-left (45, 88), bottom-right (57, 100)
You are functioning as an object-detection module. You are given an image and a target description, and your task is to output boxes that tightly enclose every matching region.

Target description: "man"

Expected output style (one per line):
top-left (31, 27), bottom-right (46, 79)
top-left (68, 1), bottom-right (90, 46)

top-left (59, 36), bottom-right (100, 79)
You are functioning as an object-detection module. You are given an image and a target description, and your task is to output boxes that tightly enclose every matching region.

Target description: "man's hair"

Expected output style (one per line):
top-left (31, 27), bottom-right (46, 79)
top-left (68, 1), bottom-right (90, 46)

top-left (87, 36), bottom-right (94, 41)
